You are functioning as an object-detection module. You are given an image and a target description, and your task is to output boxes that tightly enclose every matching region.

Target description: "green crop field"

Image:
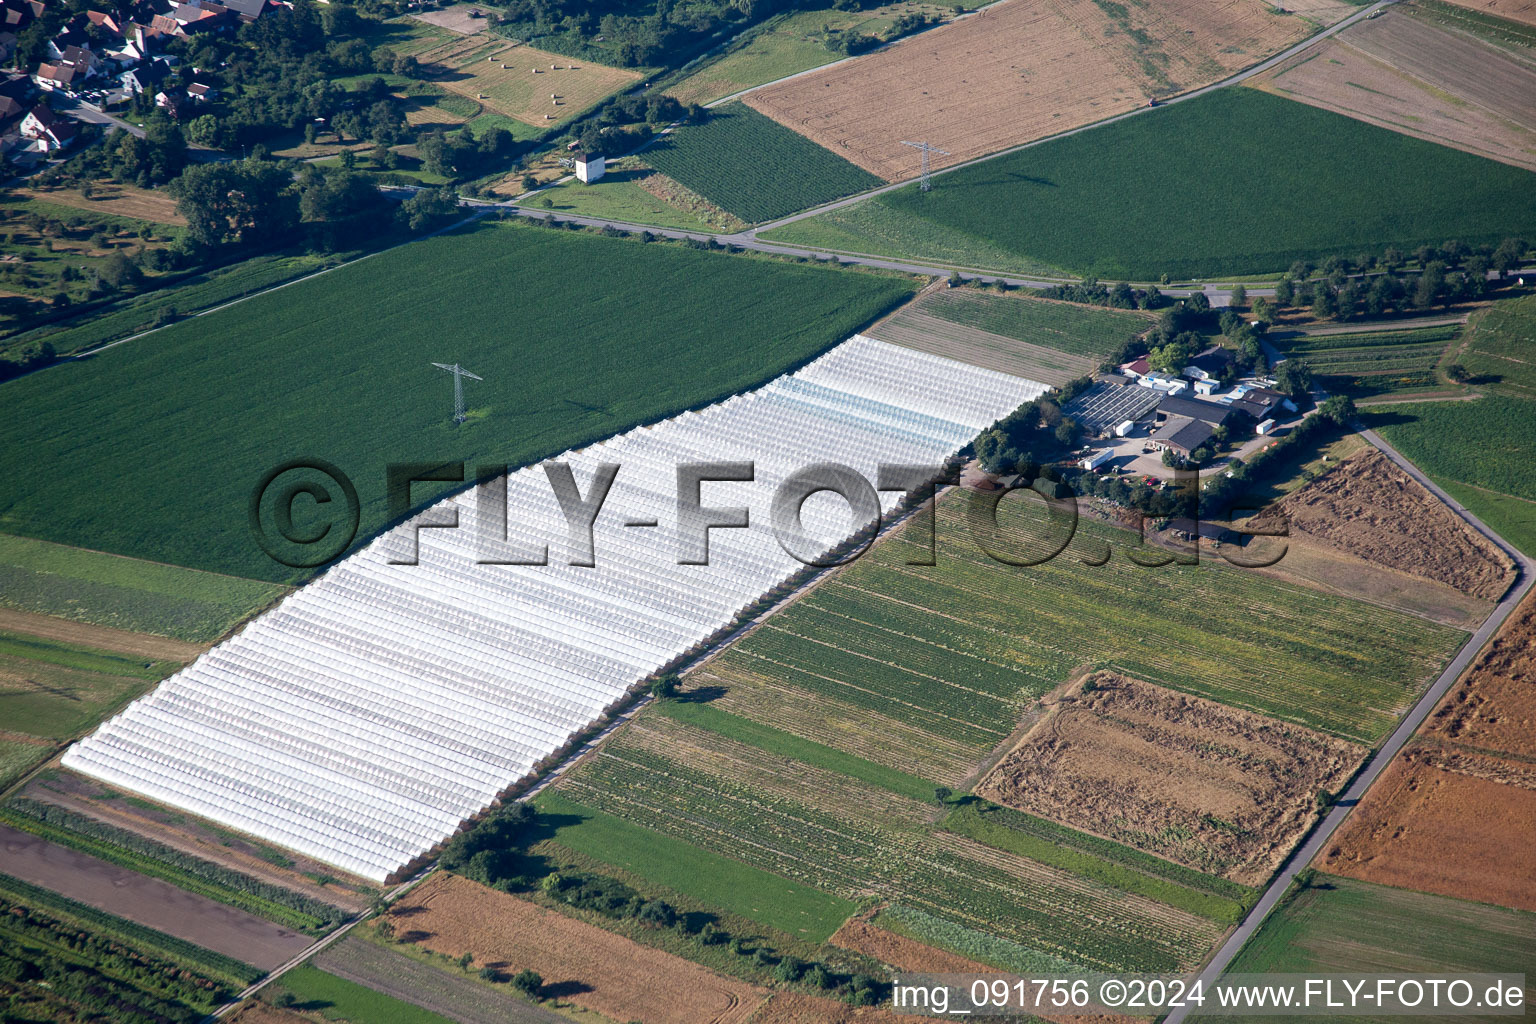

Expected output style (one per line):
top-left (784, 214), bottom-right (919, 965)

top-left (1216, 875), bottom-right (1536, 1024)
top-left (654, 700), bottom-right (935, 801)
top-left (1459, 293), bottom-right (1536, 401)
top-left (0, 738), bottom-right (53, 790)
top-left (761, 88), bottom-right (1536, 279)
top-left (1279, 325), bottom-right (1459, 400)
top-left (0, 535), bottom-right (285, 642)
top-left (642, 104), bottom-right (882, 223)
top-left (554, 707), bottom-right (1225, 971)
top-left (0, 220), bottom-right (916, 582)
top-left (0, 630), bottom-right (177, 739)
top-left (914, 289), bottom-right (1148, 359)
top-left (1370, 396), bottom-right (1536, 513)
top-left (531, 790), bottom-right (858, 940)
top-left (703, 492), bottom-right (1463, 764)
top-left (275, 965), bottom-right (457, 1024)
top-left (1370, 395), bottom-right (1536, 556)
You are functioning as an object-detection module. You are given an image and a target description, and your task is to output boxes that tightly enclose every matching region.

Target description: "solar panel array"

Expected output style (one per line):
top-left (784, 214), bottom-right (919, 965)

top-left (63, 335), bottom-right (1045, 881)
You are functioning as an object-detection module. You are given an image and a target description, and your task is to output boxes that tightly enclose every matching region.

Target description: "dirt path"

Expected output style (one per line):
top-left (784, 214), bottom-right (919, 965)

top-left (0, 824), bottom-right (312, 971)
top-left (314, 937), bottom-right (566, 1024)
top-left (0, 608), bottom-right (204, 662)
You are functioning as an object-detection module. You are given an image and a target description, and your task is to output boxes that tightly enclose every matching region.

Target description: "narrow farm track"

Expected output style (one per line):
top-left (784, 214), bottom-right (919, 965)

top-left (1164, 427), bottom-right (1536, 1024)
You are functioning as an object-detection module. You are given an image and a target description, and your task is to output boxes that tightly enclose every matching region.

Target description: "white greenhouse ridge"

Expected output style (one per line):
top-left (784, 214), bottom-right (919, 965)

top-left (64, 336), bottom-right (1046, 881)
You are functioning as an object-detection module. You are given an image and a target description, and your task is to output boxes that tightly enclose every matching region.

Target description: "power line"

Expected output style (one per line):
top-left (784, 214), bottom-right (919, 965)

top-left (901, 140), bottom-right (951, 192)
top-left (431, 362), bottom-right (484, 424)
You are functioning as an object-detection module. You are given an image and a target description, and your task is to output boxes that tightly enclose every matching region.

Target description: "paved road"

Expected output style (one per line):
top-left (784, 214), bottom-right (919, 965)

top-left (0, 824), bottom-right (312, 972)
top-left (1163, 428), bottom-right (1535, 1024)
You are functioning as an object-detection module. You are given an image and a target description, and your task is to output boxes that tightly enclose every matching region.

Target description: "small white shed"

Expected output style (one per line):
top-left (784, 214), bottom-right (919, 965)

top-left (575, 153), bottom-right (605, 183)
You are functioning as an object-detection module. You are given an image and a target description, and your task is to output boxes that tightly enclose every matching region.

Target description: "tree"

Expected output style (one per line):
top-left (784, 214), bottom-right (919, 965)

top-left (169, 159), bottom-right (299, 247)
top-left (636, 900), bottom-right (676, 928)
top-left (1274, 359), bottom-right (1313, 399)
top-left (1147, 332), bottom-right (1198, 374)
top-left (649, 674), bottom-right (677, 699)
top-left (479, 966), bottom-right (500, 981)
top-left (512, 970), bottom-right (543, 998)
top-left (1251, 296), bottom-right (1273, 324)
top-left (1446, 363), bottom-right (1470, 383)
top-left (1318, 395), bottom-right (1355, 425)
top-left (1274, 278), bottom-right (1293, 308)
top-left (1310, 284), bottom-right (1337, 320)
top-left (458, 952), bottom-right (474, 971)
top-left (1183, 290), bottom-right (1209, 313)
top-left (1491, 238), bottom-right (1527, 278)
top-left (397, 187), bottom-right (460, 232)
top-left (933, 786), bottom-right (952, 804)
top-left (1228, 284), bottom-right (1247, 310)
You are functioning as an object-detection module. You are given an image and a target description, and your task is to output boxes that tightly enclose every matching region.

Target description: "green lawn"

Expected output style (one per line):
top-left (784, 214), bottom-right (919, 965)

top-left (665, 12), bottom-right (846, 106)
top-left (763, 88), bottom-right (1536, 279)
top-left (0, 534), bottom-right (285, 642)
top-left (531, 791), bottom-right (858, 940)
top-left (1217, 875), bottom-right (1536, 1024)
top-left (644, 104), bottom-right (883, 223)
top-left (655, 699), bottom-right (936, 801)
top-left (0, 220), bottom-right (916, 582)
top-left (1433, 478), bottom-right (1536, 560)
top-left (275, 965), bottom-right (457, 1024)
top-left (529, 157), bottom-right (745, 232)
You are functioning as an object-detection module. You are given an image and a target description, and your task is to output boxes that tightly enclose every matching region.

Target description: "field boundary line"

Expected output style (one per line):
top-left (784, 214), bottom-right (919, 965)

top-left (1164, 427), bottom-right (1535, 1024)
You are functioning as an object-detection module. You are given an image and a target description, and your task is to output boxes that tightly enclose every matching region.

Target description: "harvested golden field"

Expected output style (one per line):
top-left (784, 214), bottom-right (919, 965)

top-left (977, 673), bottom-right (1364, 885)
top-left (1322, 591), bottom-right (1536, 911)
top-left (387, 873), bottom-right (766, 1024)
top-left (743, 0), bottom-right (1350, 179)
top-left (416, 34), bottom-right (640, 127)
top-left (1250, 9), bottom-right (1536, 170)
top-left (1256, 448), bottom-right (1514, 601)
top-left (17, 184), bottom-right (185, 225)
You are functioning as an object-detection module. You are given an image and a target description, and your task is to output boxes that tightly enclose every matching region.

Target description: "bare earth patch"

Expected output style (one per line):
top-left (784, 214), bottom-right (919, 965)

top-left (387, 873), bottom-right (766, 1024)
top-left (412, 3), bottom-right (496, 34)
top-left (1423, 594), bottom-right (1536, 758)
top-left (1249, 10), bottom-right (1536, 170)
top-left (976, 673), bottom-right (1364, 885)
top-left (744, 0), bottom-right (1349, 179)
top-left (17, 184), bottom-right (186, 226)
top-left (1255, 448), bottom-right (1514, 601)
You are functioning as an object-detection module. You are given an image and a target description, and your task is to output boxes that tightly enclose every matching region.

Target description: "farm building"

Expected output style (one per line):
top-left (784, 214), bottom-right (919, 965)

top-left (1193, 379), bottom-right (1220, 397)
top-left (1182, 345), bottom-right (1236, 382)
top-left (1149, 416), bottom-right (1217, 458)
top-left (1118, 355), bottom-right (1150, 380)
top-left (575, 151), bottom-right (604, 183)
top-left (1064, 379), bottom-right (1161, 436)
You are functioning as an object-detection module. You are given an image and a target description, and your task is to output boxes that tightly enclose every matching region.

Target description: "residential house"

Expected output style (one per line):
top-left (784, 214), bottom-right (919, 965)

top-left (20, 102), bottom-right (77, 151)
top-left (185, 80), bottom-right (214, 102)
top-left (1181, 344), bottom-right (1236, 383)
top-left (119, 56), bottom-right (171, 95)
top-left (32, 61), bottom-right (78, 91)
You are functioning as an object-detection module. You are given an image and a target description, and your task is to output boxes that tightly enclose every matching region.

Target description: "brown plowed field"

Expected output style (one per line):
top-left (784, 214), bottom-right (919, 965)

top-left (1256, 449), bottom-right (1514, 601)
top-left (1322, 591), bottom-right (1536, 910)
top-left (743, 0), bottom-right (1349, 179)
top-left (1250, 10), bottom-right (1536, 170)
top-left (1319, 749), bottom-right (1536, 911)
top-left (1423, 593), bottom-right (1536, 757)
top-left (976, 673), bottom-right (1364, 885)
top-left (387, 873), bottom-right (765, 1024)
top-left (1437, 0), bottom-right (1536, 27)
